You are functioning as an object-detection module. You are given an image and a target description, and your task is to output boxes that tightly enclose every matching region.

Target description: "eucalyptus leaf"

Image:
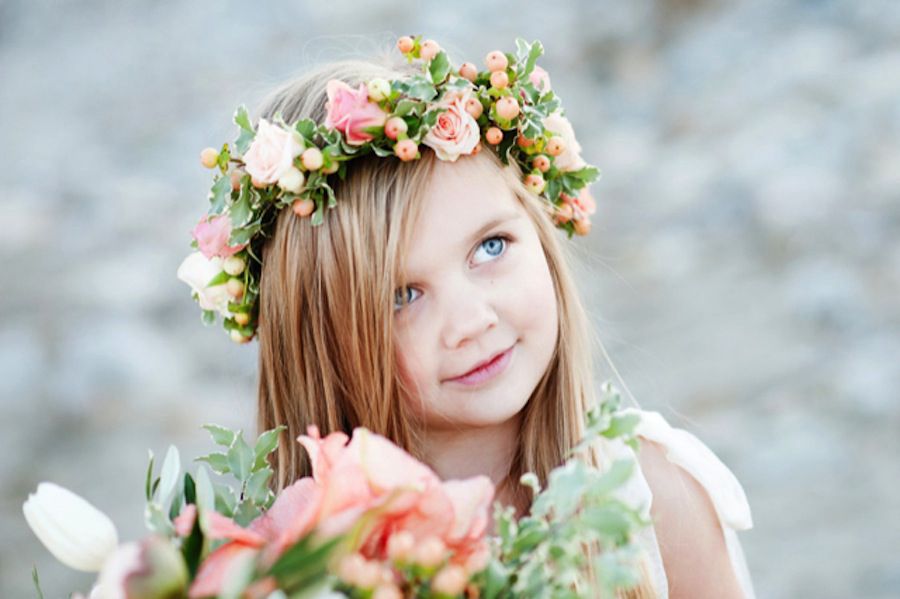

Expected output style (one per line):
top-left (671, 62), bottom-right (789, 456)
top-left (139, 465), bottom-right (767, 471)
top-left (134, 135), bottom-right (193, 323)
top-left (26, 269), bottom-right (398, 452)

top-left (229, 185), bottom-right (253, 228)
top-left (195, 464), bottom-right (216, 517)
top-left (227, 432), bottom-right (254, 483)
top-left (208, 175), bottom-right (232, 215)
top-left (195, 452), bottom-right (230, 475)
top-left (253, 426), bottom-right (285, 467)
top-left (203, 423), bottom-right (238, 448)
top-left (144, 502), bottom-right (174, 536)
top-left (247, 467), bottom-right (273, 505)
top-left (145, 449), bottom-right (155, 501)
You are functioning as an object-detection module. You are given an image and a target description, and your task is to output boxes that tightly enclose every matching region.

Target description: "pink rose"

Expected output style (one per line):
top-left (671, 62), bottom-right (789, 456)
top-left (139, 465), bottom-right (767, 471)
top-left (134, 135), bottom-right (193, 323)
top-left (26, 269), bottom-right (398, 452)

top-left (242, 118), bottom-right (304, 185)
top-left (528, 66), bottom-right (551, 91)
top-left (562, 187), bottom-right (597, 218)
top-left (422, 93), bottom-right (481, 162)
top-left (324, 80), bottom-right (388, 146)
top-left (191, 214), bottom-right (246, 259)
top-left (542, 111), bottom-right (587, 172)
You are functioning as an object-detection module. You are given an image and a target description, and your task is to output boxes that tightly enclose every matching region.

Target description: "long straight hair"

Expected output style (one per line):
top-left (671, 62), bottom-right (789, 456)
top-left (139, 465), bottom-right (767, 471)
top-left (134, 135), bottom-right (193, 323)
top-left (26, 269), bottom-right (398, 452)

top-left (252, 56), bottom-right (657, 598)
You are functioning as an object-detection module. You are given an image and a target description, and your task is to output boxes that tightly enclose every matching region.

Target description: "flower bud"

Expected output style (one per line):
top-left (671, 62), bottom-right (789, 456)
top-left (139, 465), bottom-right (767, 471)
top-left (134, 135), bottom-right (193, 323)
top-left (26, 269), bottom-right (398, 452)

top-left (394, 139), bottom-right (418, 162)
top-left (225, 278), bottom-right (244, 300)
top-left (23, 482), bottom-right (119, 572)
top-left (223, 255), bottom-right (245, 276)
top-left (495, 97), bottom-right (520, 121)
top-left (431, 564), bottom-right (468, 596)
top-left (420, 39), bottom-right (440, 61)
top-left (367, 78), bottom-right (391, 102)
top-left (485, 51), bottom-right (508, 72)
top-left (298, 147), bottom-right (323, 171)
top-left (397, 36), bottom-right (415, 54)
top-left (292, 198), bottom-right (316, 217)
top-left (545, 136), bottom-right (565, 157)
top-left (489, 70), bottom-right (509, 90)
top-left (458, 62), bottom-right (478, 82)
top-left (277, 166), bottom-right (305, 194)
top-left (384, 117), bottom-right (408, 141)
top-left (485, 127), bottom-right (503, 145)
top-left (200, 147), bottom-right (219, 169)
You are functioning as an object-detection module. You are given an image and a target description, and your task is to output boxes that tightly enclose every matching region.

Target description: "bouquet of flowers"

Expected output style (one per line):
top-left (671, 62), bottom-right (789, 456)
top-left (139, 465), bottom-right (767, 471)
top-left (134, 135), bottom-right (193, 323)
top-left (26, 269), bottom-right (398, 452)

top-left (24, 384), bottom-right (650, 599)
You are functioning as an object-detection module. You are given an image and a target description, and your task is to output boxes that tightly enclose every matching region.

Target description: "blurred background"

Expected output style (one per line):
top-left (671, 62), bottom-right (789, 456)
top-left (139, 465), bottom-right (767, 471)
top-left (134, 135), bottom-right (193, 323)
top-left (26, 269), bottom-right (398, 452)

top-left (2, 0), bottom-right (898, 596)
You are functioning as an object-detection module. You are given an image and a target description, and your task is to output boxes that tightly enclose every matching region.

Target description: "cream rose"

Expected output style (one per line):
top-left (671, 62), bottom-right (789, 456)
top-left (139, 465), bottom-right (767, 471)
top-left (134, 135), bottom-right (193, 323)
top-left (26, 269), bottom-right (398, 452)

top-left (176, 252), bottom-right (233, 317)
top-left (242, 118), bottom-right (304, 185)
top-left (542, 111), bottom-right (587, 172)
top-left (422, 93), bottom-right (481, 162)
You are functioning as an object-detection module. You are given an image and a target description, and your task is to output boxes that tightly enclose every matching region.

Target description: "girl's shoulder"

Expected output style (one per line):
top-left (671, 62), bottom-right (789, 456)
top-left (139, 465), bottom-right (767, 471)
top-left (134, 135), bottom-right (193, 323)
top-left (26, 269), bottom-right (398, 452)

top-left (602, 407), bottom-right (756, 599)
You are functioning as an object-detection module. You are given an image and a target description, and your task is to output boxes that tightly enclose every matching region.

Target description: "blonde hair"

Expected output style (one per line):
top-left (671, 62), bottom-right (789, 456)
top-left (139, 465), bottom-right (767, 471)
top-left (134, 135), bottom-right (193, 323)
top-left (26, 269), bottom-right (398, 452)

top-left (251, 56), bottom-right (657, 598)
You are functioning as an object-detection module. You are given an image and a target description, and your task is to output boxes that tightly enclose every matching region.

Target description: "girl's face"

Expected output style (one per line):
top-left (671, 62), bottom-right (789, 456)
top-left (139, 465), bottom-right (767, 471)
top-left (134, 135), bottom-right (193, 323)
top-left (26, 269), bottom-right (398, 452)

top-left (393, 157), bottom-right (559, 431)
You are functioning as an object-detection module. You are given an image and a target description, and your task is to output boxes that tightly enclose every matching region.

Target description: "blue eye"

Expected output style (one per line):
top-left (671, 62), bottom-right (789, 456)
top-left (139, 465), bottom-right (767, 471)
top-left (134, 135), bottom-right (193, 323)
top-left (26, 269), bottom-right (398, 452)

top-left (393, 286), bottom-right (421, 310)
top-left (472, 235), bottom-right (508, 265)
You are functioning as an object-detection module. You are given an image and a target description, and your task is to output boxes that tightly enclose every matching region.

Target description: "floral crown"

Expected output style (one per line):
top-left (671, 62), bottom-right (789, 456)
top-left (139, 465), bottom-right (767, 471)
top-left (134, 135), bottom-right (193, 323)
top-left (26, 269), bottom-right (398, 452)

top-left (178, 36), bottom-right (600, 344)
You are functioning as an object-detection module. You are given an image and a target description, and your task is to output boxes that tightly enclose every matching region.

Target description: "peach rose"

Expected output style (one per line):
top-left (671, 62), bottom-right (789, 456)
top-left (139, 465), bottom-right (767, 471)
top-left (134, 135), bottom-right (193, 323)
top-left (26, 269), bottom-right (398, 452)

top-left (242, 118), bottom-right (304, 185)
top-left (542, 111), bottom-right (587, 172)
top-left (191, 214), bottom-right (247, 259)
top-left (422, 93), bottom-right (481, 162)
top-left (324, 80), bottom-right (388, 146)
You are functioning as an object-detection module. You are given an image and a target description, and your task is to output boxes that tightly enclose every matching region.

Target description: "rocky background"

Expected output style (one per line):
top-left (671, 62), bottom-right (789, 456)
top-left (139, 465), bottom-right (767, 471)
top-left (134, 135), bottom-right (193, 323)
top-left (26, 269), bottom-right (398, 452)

top-left (2, 0), bottom-right (898, 596)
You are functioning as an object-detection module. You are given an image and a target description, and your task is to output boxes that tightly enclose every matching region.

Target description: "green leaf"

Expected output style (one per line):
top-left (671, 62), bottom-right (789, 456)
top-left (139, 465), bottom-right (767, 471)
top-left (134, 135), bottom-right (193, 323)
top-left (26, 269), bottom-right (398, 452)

top-left (195, 465), bottom-right (216, 517)
top-left (195, 452), bottom-right (230, 475)
top-left (247, 467), bottom-right (274, 505)
top-left (405, 77), bottom-right (438, 102)
top-left (183, 473), bottom-right (197, 505)
top-left (158, 445), bottom-right (181, 505)
top-left (429, 50), bottom-right (452, 84)
top-left (202, 424), bottom-right (236, 447)
top-left (294, 118), bottom-right (317, 141)
top-left (31, 566), bottom-right (44, 599)
top-left (253, 426), bottom-right (286, 469)
top-left (232, 498), bottom-right (259, 527)
top-left (214, 483), bottom-right (237, 517)
top-left (208, 175), bottom-right (232, 215)
top-left (393, 99), bottom-right (420, 117)
top-left (227, 432), bottom-right (255, 482)
top-left (267, 534), bottom-right (343, 589)
top-left (180, 503), bottom-right (204, 577)
top-left (145, 449), bottom-right (155, 501)
top-left (229, 222), bottom-right (261, 246)
top-left (229, 185), bottom-right (252, 228)
top-left (200, 309), bottom-right (216, 325)
top-left (205, 270), bottom-right (229, 288)
top-left (233, 106), bottom-right (256, 155)
top-left (144, 501), bottom-right (174, 536)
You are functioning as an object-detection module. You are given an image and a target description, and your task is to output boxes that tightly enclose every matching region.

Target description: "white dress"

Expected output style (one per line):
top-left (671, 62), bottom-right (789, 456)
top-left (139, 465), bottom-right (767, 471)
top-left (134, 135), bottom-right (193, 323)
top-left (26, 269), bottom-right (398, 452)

top-left (596, 407), bottom-right (756, 599)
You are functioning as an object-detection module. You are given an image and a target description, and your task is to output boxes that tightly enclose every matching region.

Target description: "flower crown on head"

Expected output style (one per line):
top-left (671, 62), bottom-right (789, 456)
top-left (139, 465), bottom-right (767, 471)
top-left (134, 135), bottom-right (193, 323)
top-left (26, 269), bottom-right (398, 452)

top-left (178, 36), bottom-right (600, 344)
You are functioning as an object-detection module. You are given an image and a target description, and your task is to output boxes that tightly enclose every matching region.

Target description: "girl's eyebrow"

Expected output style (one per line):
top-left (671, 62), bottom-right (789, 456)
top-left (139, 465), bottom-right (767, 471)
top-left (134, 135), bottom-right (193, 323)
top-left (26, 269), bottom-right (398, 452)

top-left (465, 210), bottom-right (522, 247)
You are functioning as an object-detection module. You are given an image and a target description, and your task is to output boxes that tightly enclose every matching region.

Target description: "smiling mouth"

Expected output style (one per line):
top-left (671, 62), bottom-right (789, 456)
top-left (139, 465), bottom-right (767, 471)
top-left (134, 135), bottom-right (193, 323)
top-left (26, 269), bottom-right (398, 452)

top-left (445, 343), bottom-right (516, 386)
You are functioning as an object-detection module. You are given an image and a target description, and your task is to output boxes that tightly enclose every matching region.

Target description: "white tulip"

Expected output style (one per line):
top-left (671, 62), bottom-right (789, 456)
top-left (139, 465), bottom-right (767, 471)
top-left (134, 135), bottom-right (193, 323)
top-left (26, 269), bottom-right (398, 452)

top-left (176, 252), bottom-right (233, 317)
top-left (23, 482), bottom-right (119, 572)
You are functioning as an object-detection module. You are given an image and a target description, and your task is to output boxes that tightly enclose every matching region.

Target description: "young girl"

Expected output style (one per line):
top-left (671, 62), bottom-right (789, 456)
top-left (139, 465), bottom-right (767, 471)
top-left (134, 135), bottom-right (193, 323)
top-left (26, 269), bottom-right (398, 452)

top-left (183, 42), bottom-right (755, 598)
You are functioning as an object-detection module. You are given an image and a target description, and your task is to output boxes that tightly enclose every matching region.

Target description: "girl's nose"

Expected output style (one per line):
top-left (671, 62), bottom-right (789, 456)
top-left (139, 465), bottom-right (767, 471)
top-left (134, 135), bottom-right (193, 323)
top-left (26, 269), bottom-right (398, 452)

top-left (439, 283), bottom-right (499, 349)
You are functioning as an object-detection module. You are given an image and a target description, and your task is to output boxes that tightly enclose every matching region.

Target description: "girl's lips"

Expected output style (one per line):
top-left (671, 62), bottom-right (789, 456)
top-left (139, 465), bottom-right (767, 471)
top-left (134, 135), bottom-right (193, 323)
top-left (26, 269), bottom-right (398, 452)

top-left (445, 344), bottom-right (516, 386)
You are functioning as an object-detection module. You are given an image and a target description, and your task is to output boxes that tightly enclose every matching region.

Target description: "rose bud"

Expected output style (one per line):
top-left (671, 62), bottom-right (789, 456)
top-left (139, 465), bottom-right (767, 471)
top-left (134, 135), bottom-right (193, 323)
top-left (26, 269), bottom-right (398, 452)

top-left (485, 50), bottom-right (508, 72)
top-left (384, 116), bottom-right (408, 141)
top-left (420, 39), bottom-right (440, 61)
top-left (225, 278), bottom-right (244, 300)
top-left (394, 139), bottom-right (419, 162)
top-left (277, 166), bottom-right (305, 194)
top-left (495, 97), bottom-right (520, 121)
top-left (367, 77), bottom-right (391, 102)
top-left (464, 97), bottom-right (483, 119)
top-left (546, 136), bottom-right (566, 157)
top-left (458, 62), bottom-right (478, 82)
top-left (533, 154), bottom-right (551, 172)
top-left (524, 173), bottom-right (546, 194)
top-left (223, 255), bottom-right (246, 276)
top-left (397, 36), bottom-right (415, 54)
top-left (485, 127), bottom-right (503, 145)
top-left (489, 70), bottom-right (509, 90)
top-left (301, 147), bottom-right (324, 171)
top-left (200, 147), bottom-right (219, 169)
top-left (573, 217), bottom-right (592, 236)
top-left (23, 482), bottom-right (118, 572)
top-left (292, 198), bottom-right (316, 217)
top-left (233, 312), bottom-right (250, 326)
top-left (431, 564), bottom-right (468, 596)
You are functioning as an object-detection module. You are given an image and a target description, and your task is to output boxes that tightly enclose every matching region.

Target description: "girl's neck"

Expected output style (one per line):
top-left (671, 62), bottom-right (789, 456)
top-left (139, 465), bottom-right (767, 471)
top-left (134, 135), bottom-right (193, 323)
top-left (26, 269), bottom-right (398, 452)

top-left (420, 413), bottom-right (526, 515)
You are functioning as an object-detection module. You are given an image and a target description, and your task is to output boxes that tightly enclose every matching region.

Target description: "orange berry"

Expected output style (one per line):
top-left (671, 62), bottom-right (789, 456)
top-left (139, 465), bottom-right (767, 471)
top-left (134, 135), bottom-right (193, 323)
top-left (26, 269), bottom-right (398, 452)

top-left (489, 70), bottom-right (509, 90)
top-left (495, 96), bottom-right (520, 120)
top-left (397, 36), bottom-right (414, 54)
top-left (554, 202), bottom-right (574, 224)
top-left (573, 217), bottom-right (592, 236)
top-left (485, 127), bottom-right (503, 145)
top-left (200, 147), bottom-right (219, 169)
top-left (471, 141), bottom-right (483, 156)
top-left (412, 536), bottom-right (446, 568)
top-left (225, 278), bottom-right (244, 300)
top-left (384, 116), bottom-right (408, 141)
top-left (394, 139), bottom-right (418, 162)
top-left (301, 147), bottom-right (324, 170)
top-left (517, 133), bottom-right (534, 148)
top-left (321, 160), bottom-right (339, 174)
top-left (431, 564), bottom-right (468, 596)
top-left (533, 154), bottom-right (551, 172)
top-left (229, 329), bottom-right (249, 344)
top-left (233, 312), bottom-right (250, 326)
top-left (465, 97), bottom-right (484, 119)
top-left (524, 173), bottom-right (546, 194)
top-left (546, 136), bottom-right (565, 156)
top-left (458, 62), bottom-right (478, 82)
top-left (372, 584), bottom-right (402, 599)
top-left (420, 39), bottom-right (440, 61)
top-left (292, 198), bottom-right (315, 217)
top-left (485, 50), bottom-right (508, 72)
